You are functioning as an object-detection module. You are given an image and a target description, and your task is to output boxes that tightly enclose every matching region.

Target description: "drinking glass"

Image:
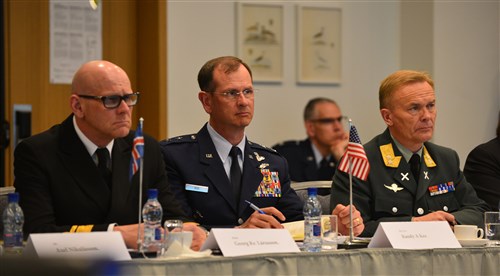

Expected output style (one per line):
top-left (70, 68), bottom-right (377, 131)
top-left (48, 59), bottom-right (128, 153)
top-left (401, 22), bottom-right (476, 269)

top-left (163, 220), bottom-right (184, 254)
top-left (484, 211), bottom-right (500, 246)
top-left (321, 215), bottom-right (338, 251)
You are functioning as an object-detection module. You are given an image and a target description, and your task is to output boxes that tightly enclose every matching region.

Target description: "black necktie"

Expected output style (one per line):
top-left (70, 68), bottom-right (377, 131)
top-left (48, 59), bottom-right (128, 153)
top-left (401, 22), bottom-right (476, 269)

top-left (96, 148), bottom-right (112, 189)
top-left (318, 157), bottom-right (334, 180)
top-left (229, 146), bottom-right (242, 203)
top-left (409, 154), bottom-right (420, 182)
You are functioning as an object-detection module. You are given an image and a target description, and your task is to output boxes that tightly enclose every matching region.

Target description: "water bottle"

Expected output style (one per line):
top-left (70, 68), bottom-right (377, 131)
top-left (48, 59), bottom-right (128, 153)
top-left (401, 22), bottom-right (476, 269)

top-left (142, 189), bottom-right (163, 253)
top-left (303, 187), bottom-right (322, 252)
top-left (2, 192), bottom-right (24, 255)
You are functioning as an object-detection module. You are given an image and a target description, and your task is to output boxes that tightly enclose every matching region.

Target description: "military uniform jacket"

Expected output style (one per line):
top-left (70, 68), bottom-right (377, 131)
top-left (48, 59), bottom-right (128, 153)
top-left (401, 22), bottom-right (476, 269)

top-left (160, 124), bottom-right (304, 229)
top-left (331, 128), bottom-right (489, 237)
top-left (14, 115), bottom-right (187, 235)
top-left (272, 138), bottom-right (336, 182)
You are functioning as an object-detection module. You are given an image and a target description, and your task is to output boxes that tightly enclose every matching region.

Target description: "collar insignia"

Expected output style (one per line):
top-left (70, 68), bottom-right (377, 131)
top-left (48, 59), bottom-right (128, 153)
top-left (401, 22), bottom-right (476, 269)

top-left (380, 144), bottom-right (402, 168)
top-left (424, 171), bottom-right (429, 180)
top-left (401, 172), bottom-right (409, 181)
top-left (423, 146), bottom-right (436, 167)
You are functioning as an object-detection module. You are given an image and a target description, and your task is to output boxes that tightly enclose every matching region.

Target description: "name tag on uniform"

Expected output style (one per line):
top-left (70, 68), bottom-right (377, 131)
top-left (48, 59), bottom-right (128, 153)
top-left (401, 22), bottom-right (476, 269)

top-left (185, 183), bottom-right (209, 193)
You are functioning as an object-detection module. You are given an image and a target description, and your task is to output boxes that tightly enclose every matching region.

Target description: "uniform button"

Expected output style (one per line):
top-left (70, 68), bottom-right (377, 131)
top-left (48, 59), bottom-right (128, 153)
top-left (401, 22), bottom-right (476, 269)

top-left (443, 206), bottom-right (448, 212)
top-left (238, 218), bottom-right (244, 225)
top-left (392, 207), bottom-right (398, 213)
top-left (417, 208), bottom-right (424, 215)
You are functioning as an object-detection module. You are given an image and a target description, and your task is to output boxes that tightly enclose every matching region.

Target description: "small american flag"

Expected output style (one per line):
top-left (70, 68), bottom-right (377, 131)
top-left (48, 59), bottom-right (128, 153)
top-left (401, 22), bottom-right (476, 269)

top-left (129, 119), bottom-right (144, 181)
top-left (338, 124), bottom-right (370, 181)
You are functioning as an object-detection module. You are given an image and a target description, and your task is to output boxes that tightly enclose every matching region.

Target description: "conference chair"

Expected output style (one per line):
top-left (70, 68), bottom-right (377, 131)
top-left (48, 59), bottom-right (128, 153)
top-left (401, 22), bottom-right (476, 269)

top-left (291, 181), bottom-right (331, 215)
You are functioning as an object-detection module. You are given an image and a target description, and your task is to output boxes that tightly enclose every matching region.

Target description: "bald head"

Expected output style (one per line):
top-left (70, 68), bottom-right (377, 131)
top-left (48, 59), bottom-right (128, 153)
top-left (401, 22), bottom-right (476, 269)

top-left (69, 60), bottom-right (134, 147)
top-left (72, 60), bottom-right (131, 95)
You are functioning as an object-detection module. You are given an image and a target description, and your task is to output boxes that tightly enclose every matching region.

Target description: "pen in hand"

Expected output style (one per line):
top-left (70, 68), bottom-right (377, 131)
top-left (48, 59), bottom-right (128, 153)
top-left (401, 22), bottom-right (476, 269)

top-left (245, 200), bottom-right (266, 214)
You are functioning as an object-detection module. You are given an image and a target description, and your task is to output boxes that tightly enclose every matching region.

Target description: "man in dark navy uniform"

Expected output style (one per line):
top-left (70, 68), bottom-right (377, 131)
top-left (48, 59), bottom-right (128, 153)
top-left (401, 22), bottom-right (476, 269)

top-left (273, 98), bottom-right (348, 182)
top-left (160, 56), bottom-right (364, 234)
top-left (331, 70), bottom-right (489, 237)
top-left (14, 60), bottom-right (206, 250)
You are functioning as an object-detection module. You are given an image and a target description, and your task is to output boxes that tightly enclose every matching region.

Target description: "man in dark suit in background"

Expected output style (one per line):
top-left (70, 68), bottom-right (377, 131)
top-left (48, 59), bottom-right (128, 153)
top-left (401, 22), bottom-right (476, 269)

top-left (14, 60), bottom-right (205, 250)
top-left (331, 70), bottom-right (489, 237)
top-left (464, 111), bottom-right (500, 211)
top-left (160, 56), bottom-right (364, 235)
top-left (273, 98), bottom-right (348, 182)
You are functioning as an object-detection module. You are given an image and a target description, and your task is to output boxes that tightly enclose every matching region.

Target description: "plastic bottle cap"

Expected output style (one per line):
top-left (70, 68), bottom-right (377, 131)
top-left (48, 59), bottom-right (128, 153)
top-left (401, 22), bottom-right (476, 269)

top-left (7, 192), bottom-right (19, 203)
top-left (148, 189), bottom-right (158, 199)
top-left (307, 187), bottom-right (318, 196)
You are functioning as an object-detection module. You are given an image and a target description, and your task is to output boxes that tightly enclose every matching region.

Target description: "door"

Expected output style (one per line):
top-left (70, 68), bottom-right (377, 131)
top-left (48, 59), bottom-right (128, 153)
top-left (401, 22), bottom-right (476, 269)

top-left (2, 0), bottom-right (167, 187)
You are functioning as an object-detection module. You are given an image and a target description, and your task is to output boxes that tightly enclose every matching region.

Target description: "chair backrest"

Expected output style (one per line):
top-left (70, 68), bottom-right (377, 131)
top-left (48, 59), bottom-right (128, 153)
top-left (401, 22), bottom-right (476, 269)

top-left (291, 181), bottom-right (332, 191)
top-left (0, 186), bottom-right (16, 235)
top-left (291, 181), bottom-right (331, 215)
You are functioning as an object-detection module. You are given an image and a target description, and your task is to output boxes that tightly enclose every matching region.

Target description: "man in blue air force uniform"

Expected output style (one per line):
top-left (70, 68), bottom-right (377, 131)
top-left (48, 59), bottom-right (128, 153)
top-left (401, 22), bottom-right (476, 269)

top-left (161, 126), bottom-right (300, 229)
top-left (160, 56), bottom-right (365, 234)
top-left (160, 56), bottom-right (301, 229)
top-left (272, 98), bottom-right (348, 183)
top-left (331, 70), bottom-right (488, 237)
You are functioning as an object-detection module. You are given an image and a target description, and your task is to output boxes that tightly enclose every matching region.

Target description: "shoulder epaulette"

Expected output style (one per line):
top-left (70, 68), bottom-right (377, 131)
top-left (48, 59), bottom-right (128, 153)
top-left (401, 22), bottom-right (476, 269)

top-left (162, 134), bottom-right (198, 144)
top-left (249, 140), bottom-right (278, 154)
top-left (275, 140), bottom-right (301, 147)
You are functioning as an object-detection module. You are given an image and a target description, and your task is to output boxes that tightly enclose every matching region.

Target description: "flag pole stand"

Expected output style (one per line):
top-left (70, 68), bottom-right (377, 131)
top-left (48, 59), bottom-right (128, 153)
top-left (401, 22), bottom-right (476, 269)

top-left (340, 157), bottom-right (369, 249)
top-left (128, 118), bottom-right (145, 257)
top-left (137, 118), bottom-right (145, 253)
top-left (136, 156), bottom-right (144, 251)
top-left (340, 119), bottom-right (370, 249)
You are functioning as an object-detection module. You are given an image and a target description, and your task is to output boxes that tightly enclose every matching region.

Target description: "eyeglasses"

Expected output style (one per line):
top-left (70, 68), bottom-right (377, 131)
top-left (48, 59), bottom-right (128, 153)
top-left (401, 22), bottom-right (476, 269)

top-left (211, 89), bottom-right (256, 100)
top-left (311, 116), bottom-right (346, 124)
top-left (77, 92), bottom-right (140, 109)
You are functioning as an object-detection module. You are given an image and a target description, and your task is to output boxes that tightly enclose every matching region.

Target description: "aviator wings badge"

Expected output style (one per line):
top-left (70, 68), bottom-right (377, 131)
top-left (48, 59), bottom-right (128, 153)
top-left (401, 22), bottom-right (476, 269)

top-left (384, 183), bottom-right (404, 193)
top-left (254, 152), bottom-right (265, 161)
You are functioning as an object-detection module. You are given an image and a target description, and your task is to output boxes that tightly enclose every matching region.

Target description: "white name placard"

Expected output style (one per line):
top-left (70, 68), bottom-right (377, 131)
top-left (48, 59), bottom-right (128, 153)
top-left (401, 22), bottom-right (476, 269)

top-left (24, 232), bottom-right (131, 260)
top-left (201, 228), bottom-right (300, 257)
top-left (368, 221), bottom-right (461, 249)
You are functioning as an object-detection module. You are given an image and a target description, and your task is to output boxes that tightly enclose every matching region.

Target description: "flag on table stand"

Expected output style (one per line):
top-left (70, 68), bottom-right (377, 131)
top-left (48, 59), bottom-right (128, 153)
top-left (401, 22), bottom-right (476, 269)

top-left (338, 124), bottom-right (370, 181)
top-left (338, 120), bottom-right (371, 246)
top-left (129, 118), bottom-right (144, 182)
top-left (130, 118), bottom-right (145, 252)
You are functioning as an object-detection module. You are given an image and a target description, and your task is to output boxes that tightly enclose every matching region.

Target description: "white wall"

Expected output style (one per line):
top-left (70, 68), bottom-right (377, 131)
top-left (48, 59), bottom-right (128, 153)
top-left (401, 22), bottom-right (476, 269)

top-left (167, 0), bottom-right (499, 167)
top-left (433, 1), bottom-right (499, 166)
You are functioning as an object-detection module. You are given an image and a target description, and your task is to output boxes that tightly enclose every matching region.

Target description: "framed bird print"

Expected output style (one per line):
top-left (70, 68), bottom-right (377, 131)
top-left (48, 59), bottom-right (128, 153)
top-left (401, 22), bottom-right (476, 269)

top-left (237, 2), bottom-right (283, 83)
top-left (297, 4), bottom-right (341, 84)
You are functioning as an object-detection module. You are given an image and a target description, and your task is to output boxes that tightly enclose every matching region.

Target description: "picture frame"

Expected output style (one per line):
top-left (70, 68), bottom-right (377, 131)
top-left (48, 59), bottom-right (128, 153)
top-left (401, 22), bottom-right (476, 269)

top-left (297, 4), bottom-right (341, 84)
top-left (237, 2), bottom-right (283, 83)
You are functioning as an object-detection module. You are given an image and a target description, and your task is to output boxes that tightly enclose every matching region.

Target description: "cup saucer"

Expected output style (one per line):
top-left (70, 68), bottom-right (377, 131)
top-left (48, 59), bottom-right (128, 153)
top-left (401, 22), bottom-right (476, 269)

top-left (457, 239), bottom-right (489, 247)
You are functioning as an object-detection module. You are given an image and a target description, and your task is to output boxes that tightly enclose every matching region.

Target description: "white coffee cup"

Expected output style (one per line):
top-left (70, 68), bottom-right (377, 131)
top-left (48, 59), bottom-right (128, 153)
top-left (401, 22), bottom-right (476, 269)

top-left (454, 225), bottom-right (484, 240)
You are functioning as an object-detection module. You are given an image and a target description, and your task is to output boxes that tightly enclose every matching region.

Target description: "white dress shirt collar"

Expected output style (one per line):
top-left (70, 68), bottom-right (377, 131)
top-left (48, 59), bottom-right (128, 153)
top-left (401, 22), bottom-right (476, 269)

top-left (73, 115), bottom-right (114, 160)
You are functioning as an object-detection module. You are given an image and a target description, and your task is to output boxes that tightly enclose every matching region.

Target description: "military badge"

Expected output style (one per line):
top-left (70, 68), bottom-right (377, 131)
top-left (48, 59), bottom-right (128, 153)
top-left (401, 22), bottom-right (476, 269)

top-left (254, 152), bottom-right (265, 161)
top-left (384, 183), bottom-right (404, 193)
top-left (428, 181), bottom-right (455, 196)
top-left (254, 169), bottom-right (282, 197)
top-left (259, 163), bottom-right (269, 169)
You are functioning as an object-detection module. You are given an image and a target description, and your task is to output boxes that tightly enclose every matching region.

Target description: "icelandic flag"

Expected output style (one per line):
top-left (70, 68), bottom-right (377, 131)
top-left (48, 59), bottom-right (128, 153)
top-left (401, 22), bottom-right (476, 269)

top-left (129, 120), bottom-right (144, 181)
